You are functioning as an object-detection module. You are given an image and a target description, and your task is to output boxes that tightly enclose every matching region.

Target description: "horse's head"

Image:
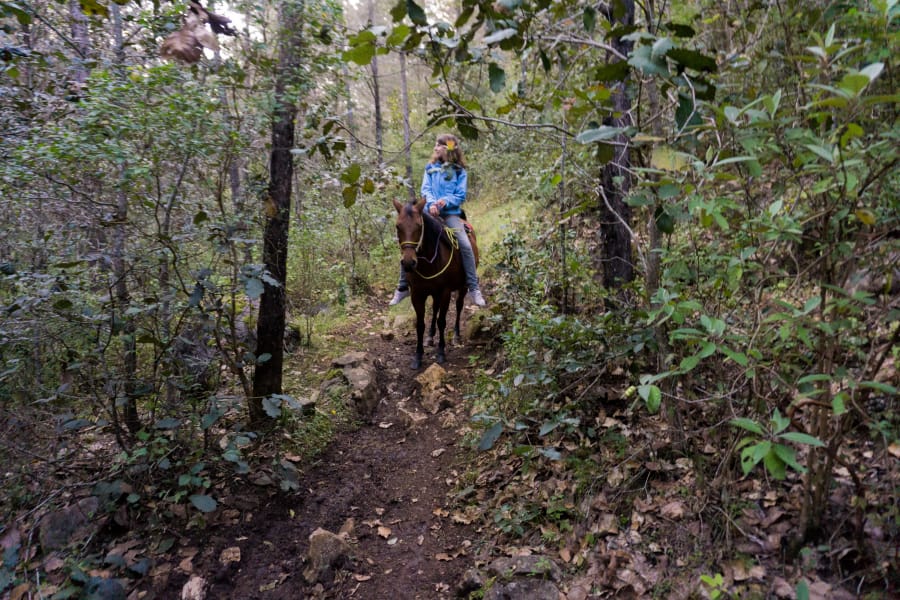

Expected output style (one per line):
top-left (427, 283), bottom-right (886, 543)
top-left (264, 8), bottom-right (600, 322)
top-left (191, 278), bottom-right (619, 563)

top-left (393, 198), bottom-right (426, 273)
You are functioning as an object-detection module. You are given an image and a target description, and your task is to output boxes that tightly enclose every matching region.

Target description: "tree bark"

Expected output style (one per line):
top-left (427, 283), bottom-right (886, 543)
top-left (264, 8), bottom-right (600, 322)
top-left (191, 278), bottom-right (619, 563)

top-left (250, 0), bottom-right (306, 423)
top-left (369, 0), bottom-right (384, 165)
top-left (597, 0), bottom-right (635, 291)
top-left (399, 51), bottom-right (415, 202)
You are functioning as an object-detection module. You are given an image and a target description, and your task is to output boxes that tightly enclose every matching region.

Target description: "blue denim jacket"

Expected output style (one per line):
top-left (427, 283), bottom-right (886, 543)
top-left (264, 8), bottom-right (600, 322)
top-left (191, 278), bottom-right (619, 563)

top-left (421, 162), bottom-right (467, 216)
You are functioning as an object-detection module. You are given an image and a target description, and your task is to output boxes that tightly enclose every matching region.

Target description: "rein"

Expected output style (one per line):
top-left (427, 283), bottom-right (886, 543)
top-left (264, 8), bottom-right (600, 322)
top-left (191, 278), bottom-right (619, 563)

top-left (398, 216), bottom-right (459, 280)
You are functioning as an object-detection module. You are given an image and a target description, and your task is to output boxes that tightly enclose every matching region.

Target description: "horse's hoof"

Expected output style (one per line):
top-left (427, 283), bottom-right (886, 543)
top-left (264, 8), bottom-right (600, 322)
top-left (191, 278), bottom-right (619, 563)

top-left (436, 352), bottom-right (446, 364)
top-left (411, 356), bottom-right (423, 370)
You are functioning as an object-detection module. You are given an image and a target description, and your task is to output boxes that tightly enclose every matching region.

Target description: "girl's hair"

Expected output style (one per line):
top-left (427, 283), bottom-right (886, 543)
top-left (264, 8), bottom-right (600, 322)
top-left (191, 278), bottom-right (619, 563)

top-left (432, 133), bottom-right (467, 169)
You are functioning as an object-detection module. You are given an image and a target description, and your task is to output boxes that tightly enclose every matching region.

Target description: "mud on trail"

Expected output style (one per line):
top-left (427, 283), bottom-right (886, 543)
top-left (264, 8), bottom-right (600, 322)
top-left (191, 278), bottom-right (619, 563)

top-left (160, 300), bottom-right (487, 599)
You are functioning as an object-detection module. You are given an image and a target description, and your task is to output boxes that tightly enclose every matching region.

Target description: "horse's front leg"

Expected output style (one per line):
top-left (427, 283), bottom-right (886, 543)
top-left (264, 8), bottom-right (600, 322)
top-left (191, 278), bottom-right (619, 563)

top-left (435, 291), bottom-right (452, 364)
top-left (412, 300), bottom-right (425, 370)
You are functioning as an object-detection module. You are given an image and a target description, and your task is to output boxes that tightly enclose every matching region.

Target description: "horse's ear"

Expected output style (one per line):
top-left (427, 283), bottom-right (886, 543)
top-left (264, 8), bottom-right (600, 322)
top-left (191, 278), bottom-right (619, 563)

top-left (414, 198), bottom-right (426, 212)
top-left (392, 198), bottom-right (404, 213)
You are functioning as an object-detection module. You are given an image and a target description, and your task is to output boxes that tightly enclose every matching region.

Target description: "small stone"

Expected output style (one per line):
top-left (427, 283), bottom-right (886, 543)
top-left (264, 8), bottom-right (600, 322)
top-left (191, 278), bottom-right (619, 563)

top-left (180, 575), bottom-right (207, 600)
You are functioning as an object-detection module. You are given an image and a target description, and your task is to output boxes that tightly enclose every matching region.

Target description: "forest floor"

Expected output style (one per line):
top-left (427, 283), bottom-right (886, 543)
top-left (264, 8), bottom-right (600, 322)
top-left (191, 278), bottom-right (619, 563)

top-left (4, 293), bottom-right (896, 600)
top-left (153, 296), bottom-right (489, 599)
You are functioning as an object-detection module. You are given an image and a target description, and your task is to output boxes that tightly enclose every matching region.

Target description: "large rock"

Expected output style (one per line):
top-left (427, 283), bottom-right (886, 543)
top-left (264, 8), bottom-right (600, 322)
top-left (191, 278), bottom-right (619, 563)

top-left (325, 352), bottom-right (382, 421)
top-left (416, 364), bottom-right (452, 414)
top-left (38, 496), bottom-right (101, 551)
top-left (486, 555), bottom-right (563, 582)
top-left (303, 528), bottom-right (352, 584)
top-left (484, 579), bottom-right (560, 600)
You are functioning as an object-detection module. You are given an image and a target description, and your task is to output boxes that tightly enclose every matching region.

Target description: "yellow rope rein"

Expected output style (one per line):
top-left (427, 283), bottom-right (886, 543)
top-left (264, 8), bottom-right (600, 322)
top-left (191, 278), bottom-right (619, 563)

top-left (414, 226), bottom-right (459, 280)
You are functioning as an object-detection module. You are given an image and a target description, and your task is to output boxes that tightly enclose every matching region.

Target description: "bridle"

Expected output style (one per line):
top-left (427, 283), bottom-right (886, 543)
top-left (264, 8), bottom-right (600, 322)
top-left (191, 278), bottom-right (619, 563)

top-left (397, 215), bottom-right (458, 280)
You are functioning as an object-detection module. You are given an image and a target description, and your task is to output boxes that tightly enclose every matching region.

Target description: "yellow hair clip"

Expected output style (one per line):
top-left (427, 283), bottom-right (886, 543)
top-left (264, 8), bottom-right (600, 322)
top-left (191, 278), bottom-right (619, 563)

top-left (445, 140), bottom-right (456, 151)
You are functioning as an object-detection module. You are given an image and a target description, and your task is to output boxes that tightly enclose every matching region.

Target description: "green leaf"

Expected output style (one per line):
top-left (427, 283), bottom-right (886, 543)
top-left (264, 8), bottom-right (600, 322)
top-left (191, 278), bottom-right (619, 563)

top-left (386, 24), bottom-right (411, 46)
top-left (804, 144), bottom-right (834, 164)
top-left (188, 494), bottom-right (217, 513)
top-left (773, 443), bottom-right (806, 473)
top-left (340, 163), bottom-right (361, 184)
top-left (638, 384), bottom-right (662, 414)
top-left (262, 395), bottom-right (282, 417)
top-left (860, 380), bottom-right (898, 394)
top-left (583, 7), bottom-right (596, 32)
top-left (679, 353), bottom-right (700, 372)
top-left (719, 346), bottom-right (748, 367)
top-left (576, 126), bottom-right (627, 143)
top-left (342, 44), bottom-right (375, 66)
top-left (488, 62), bottom-right (506, 93)
top-left (244, 277), bottom-right (264, 299)
top-left (730, 418), bottom-right (765, 435)
top-left (651, 37), bottom-right (674, 61)
top-left (667, 48), bottom-right (718, 72)
top-left (628, 45), bottom-right (668, 77)
top-left (592, 60), bottom-right (630, 82)
top-left (342, 185), bottom-right (359, 207)
top-left (79, 0), bottom-right (109, 18)
top-left (664, 22), bottom-right (695, 38)
top-left (478, 422), bottom-right (503, 451)
top-left (538, 447), bottom-right (562, 460)
top-left (778, 432), bottom-right (826, 447)
top-left (763, 449), bottom-right (787, 479)
top-left (406, 0), bottom-right (427, 25)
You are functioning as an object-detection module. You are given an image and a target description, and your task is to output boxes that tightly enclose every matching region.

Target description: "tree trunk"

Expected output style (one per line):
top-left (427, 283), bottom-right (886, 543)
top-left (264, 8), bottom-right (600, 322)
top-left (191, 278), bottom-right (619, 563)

top-left (596, 0), bottom-right (635, 291)
top-left (369, 0), bottom-right (383, 165)
top-left (250, 0), bottom-right (306, 424)
top-left (110, 4), bottom-right (140, 434)
top-left (68, 0), bottom-right (91, 89)
top-left (399, 51), bottom-right (415, 202)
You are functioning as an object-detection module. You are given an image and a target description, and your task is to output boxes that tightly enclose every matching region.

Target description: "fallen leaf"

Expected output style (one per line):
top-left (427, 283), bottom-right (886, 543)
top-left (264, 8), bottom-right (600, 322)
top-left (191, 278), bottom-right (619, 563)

top-left (387, 538), bottom-right (398, 545)
top-left (219, 547), bottom-right (241, 565)
top-left (353, 574), bottom-right (372, 582)
top-left (431, 448), bottom-right (446, 458)
top-left (660, 501), bottom-right (686, 520)
top-left (377, 526), bottom-right (391, 538)
top-left (559, 547), bottom-right (572, 563)
top-left (378, 422), bottom-right (393, 429)
top-left (435, 553), bottom-right (452, 561)
top-left (888, 442), bottom-right (900, 459)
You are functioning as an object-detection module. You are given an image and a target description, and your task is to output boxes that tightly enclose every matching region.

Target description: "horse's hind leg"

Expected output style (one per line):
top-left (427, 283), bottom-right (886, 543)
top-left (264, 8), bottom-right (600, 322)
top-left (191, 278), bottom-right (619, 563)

top-left (435, 294), bottom-right (451, 364)
top-left (454, 288), bottom-right (466, 340)
top-left (426, 298), bottom-right (437, 347)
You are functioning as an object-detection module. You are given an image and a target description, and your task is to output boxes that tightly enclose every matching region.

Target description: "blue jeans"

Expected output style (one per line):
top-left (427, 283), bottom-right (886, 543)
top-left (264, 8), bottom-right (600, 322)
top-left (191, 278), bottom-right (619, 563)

top-left (397, 214), bottom-right (479, 291)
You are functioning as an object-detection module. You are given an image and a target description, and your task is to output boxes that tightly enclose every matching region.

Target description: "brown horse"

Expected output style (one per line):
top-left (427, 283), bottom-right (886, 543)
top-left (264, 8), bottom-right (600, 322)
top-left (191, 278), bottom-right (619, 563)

top-left (392, 198), bottom-right (478, 369)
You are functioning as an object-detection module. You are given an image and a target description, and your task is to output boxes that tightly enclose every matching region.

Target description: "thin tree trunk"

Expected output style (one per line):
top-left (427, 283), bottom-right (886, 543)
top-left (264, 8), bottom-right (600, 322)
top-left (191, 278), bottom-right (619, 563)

top-left (399, 51), bottom-right (415, 201)
top-left (109, 4), bottom-right (140, 434)
top-left (597, 0), bottom-right (636, 291)
top-left (369, 0), bottom-right (383, 165)
top-left (68, 0), bottom-right (91, 88)
top-left (250, 0), bottom-right (306, 423)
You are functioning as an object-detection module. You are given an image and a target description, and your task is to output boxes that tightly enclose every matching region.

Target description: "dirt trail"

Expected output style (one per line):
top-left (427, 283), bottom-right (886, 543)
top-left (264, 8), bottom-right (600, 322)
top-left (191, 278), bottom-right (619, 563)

top-left (160, 301), bottom-right (484, 599)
